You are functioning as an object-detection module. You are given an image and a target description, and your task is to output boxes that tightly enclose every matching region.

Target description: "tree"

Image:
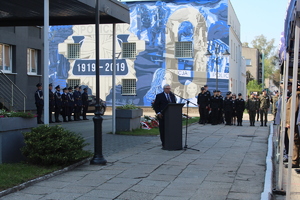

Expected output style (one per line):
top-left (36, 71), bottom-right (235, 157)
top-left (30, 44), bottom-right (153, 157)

top-left (251, 34), bottom-right (275, 58)
top-left (242, 42), bottom-right (249, 48)
top-left (246, 80), bottom-right (262, 95)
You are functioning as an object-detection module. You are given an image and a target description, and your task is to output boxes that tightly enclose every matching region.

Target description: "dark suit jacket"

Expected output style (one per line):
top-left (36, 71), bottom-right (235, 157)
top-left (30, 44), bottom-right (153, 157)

top-left (153, 92), bottom-right (176, 114)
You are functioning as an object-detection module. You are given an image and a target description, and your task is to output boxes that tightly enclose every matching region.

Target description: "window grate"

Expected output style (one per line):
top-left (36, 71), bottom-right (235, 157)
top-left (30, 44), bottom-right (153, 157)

top-left (67, 79), bottom-right (80, 89)
top-left (175, 42), bottom-right (193, 58)
top-left (122, 43), bottom-right (136, 58)
top-left (67, 44), bottom-right (80, 59)
top-left (122, 79), bottom-right (136, 95)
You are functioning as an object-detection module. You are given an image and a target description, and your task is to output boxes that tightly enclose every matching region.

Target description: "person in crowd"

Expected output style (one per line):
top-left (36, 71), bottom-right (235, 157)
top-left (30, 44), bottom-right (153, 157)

top-left (73, 85), bottom-right (82, 121)
top-left (153, 84), bottom-right (176, 149)
top-left (231, 93), bottom-right (237, 125)
top-left (197, 87), bottom-right (210, 124)
top-left (82, 87), bottom-right (89, 120)
top-left (271, 90), bottom-right (279, 124)
top-left (210, 90), bottom-right (221, 125)
top-left (61, 87), bottom-right (69, 122)
top-left (255, 93), bottom-right (260, 121)
top-left (235, 93), bottom-right (245, 126)
top-left (217, 90), bottom-right (224, 124)
top-left (54, 85), bottom-right (62, 122)
top-left (223, 91), bottom-right (233, 125)
top-left (35, 83), bottom-right (44, 124)
top-left (49, 83), bottom-right (54, 123)
top-left (259, 89), bottom-right (270, 127)
top-left (247, 92), bottom-right (259, 126)
top-left (68, 87), bottom-right (75, 121)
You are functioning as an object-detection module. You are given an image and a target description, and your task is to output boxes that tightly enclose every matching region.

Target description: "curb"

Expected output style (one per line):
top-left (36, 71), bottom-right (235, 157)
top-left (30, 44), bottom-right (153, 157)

top-left (0, 157), bottom-right (91, 198)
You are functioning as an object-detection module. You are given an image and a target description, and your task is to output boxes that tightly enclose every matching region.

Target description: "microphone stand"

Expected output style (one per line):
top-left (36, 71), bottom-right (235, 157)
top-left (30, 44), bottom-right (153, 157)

top-left (173, 93), bottom-right (199, 152)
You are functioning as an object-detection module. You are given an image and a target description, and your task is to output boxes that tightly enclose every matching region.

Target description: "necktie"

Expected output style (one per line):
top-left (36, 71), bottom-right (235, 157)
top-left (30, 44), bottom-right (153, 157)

top-left (167, 94), bottom-right (171, 103)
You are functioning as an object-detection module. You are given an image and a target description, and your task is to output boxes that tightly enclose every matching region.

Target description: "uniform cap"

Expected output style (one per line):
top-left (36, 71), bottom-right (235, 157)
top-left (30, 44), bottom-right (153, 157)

top-left (55, 85), bottom-right (60, 89)
top-left (204, 85), bottom-right (208, 87)
top-left (36, 83), bottom-right (42, 87)
top-left (213, 90), bottom-right (217, 93)
top-left (49, 83), bottom-right (52, 87)
top-left (74, 85), bottom-right (79, 89)
top-left (201, 87), bottom-right (205, 91)
top-left (83, 87), bottom-right (88, 91)
top-left (79, 86), bottom-right (82, 89)
top-left (226, 92), bottom-right (231, 95)
top-left (68, 87), bottom-right (73, 90)
top-left (63, 87), bottom-right (68, 91)
top-left (216, 89), bottom-right (220, 92)
top-left (238, 93), bottom-right (242, 96)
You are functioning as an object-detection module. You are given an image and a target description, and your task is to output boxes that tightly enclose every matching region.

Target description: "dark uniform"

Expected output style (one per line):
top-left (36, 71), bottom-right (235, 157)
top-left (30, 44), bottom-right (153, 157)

top-left (197, 87), bottom-right (210, 124)
top-left (61, 88), bottom-right (69, 122)
top-left (49, 83), bottom-right (55, 123)
top-left (223, 92), bottom-right (233, 125)
top-left (256, 95), bottom-right (260, 121)
top-left (67, 87), bottom-right (75, 121)
top-left (54, 85), bottom-right (62, 122)
top-left (35, 83), bottom-right (44, 124)
top-left (73, 85), bottom-right (82, 121)
top-left (210, 90), bottom-right (221, 125)
top-left (217, 90), bottom-right (224, 124)
top-left (247, 93), bottom-right (259, 126)
top-left (235, 93), bottom-right (245, 126)
top-left (82, 88), bottom-right (89, 120)
top-left (259, 90), bottom-right (270, 126)
top-left (271, 91), bottom-right (279, 122)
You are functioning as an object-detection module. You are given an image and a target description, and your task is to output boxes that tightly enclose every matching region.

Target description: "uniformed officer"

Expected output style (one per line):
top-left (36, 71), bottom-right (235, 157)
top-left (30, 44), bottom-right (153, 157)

top-left (223, 91), bottom-right (233, 125)
top-left (49, 83), bottom-right (55, 123)
top-left (235, 93), bottom-right (245, 126)
top-left (271, 90), bottom-right (279, 123)
top-left (255, 94), bottom-right (260, 121)
top-left (61, 87), bottom-right (69, 122)
top-left (82, 87), bottom-right (89, 120)
top-left (54, 85), bottom-right (62, 122)
top-left (35, 83), bottom-right (44, 124)
top-left (217, 90), bottom-right (224, 124)
top-left (67, 87), bottom-right (75, 121)
top-left (73, 85), bottom-right (82, 121)
top-left (232, 93), bottom-right (237, 125)
top-left (204, 85), bottom-right (211, 97)
top-left (210, 90), bottom-right (221, 125)
top-left (260, 89), bottom-right (270, 126)
top-left (197, 87), bottom-right (210, 124)
top-left (247, 92), bottom-right (259, 126)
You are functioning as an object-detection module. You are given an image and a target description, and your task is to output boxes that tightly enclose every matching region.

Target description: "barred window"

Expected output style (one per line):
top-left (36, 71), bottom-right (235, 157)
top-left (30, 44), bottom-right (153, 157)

top-left (0, 43), bottom-right (12, 73)
top-left (67, 79), bottom-right (80, 88)
top-left (122, 79), bottom-right (136, 95)
top-left (67, 44), bottom-right (80, 59)
top-left (122, 43), bottom-right (136, 58)
top-left (27, 48), bottom-right (38, 75)
top-left (175, 42), bottom-right (193, 58)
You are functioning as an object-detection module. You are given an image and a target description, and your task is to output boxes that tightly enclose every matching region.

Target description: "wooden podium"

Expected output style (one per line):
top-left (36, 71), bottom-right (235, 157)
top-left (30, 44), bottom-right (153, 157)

top-left (163, 103), bottom-right (184, 150)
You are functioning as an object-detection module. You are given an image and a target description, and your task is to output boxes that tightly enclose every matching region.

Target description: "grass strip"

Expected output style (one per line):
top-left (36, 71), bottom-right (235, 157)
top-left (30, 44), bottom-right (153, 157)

top-left (0, 163), bottom-right (59, 191)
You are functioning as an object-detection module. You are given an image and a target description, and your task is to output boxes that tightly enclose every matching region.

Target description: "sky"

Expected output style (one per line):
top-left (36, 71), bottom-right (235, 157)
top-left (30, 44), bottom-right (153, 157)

top-left (230, 0), bottom-right (288, 49)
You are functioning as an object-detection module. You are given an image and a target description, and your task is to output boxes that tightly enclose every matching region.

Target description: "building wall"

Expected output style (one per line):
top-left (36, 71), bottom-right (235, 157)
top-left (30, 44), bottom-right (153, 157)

top-left (50, 0), bottom-right (231, 107)
top-left (0, 26), bottom-right (44, 111)
top-left (242, 47), bottom-right (261, 83)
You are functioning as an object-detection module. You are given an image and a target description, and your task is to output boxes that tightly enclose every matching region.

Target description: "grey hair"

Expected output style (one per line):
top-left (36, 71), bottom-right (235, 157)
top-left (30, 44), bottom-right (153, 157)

top-left (163, 84), bottom-right (171, 89)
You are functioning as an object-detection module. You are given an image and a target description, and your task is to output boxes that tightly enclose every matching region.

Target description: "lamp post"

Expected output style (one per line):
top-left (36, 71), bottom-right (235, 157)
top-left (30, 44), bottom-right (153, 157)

top-left (205, 43), bottom-right (230, 90)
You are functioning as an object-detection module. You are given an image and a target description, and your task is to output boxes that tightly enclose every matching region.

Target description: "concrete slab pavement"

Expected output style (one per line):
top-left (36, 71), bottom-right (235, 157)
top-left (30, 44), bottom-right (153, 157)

top-left (0, 114), bottom-right (271, 200)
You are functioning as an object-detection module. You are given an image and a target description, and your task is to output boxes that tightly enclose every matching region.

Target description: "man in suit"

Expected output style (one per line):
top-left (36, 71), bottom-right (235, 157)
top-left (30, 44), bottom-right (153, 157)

top-left (153, 84), bottom-right (176, 149)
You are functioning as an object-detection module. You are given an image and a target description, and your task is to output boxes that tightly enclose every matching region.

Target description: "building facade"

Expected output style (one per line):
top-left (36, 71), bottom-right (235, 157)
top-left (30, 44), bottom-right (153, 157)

top-left (0, 26), bottom-right (44, 111)
top-left (242, 47), bottom-right (262, 84)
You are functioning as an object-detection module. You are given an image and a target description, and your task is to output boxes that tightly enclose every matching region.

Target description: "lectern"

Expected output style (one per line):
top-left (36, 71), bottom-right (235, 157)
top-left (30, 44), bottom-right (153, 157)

top-left (163, 103), bottom-right (184, 150)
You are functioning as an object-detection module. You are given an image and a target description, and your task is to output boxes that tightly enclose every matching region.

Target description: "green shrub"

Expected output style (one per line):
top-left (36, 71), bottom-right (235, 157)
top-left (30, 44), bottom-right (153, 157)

top-left (21, 125), bottom-right (92, 166)
top-left (116, 104), bottom-right (140, 110)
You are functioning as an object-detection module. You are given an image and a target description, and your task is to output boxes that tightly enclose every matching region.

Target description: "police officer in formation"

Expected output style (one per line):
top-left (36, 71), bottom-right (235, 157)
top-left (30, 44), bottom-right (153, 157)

top-left (210, 90), bottom-right (222, 125)
top-left (223, 91), bottom-right (233, 125)
top-left (246, 92), bottom-right (259, 126)
top-left (259, 89), bottom-right (270, 127)
top-left (49, 83), bottom-right (55, 123)
top-left (82, 87), bottom-right (89, 120)
top-left (73, 85), bottom-right (83, 121)
top-left (61, 87), bottom-right (69, 122)
top-left (235, 93), bottom-right (245, 126)
top-left (68, 87), bottom-right (75, 121)
top-left (35, 83), bottom-right (44, 124)
top-left (197, 87), bottom-right (210, 124)
top-left (54, 85), bottom-right (62, 122)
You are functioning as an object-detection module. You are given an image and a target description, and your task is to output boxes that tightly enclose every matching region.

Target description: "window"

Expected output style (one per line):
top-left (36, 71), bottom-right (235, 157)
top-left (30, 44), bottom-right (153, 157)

top-left (0, 43), bottom-right (12, 73)
top-left (246, 59), bottom-right (252, 66)
top-left (27, 48), bottom-right (38, 75)
top-left (122, 79), bottom-right (136, 95)
top-left (122, 43), bottom-right (136, 58)
top-left (67, 44), bottom-right (80, 59)
top-left (67, 79), bottom-right (80, 88)
top-left (175, 42), bottom-right (193, 58)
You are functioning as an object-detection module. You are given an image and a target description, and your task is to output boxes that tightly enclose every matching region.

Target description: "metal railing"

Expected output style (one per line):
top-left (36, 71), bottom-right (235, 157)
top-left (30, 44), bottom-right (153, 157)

top-left (0, 70), bottom-right (26, 112)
